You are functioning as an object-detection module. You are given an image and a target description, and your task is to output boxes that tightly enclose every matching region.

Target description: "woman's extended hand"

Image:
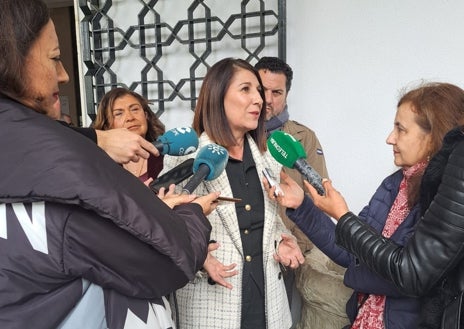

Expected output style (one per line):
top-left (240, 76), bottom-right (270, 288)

top-left (96, 128), bottom-right (160, 164)
top-left (192, 192), bottom-right (221, 216)
top-left (202, 242), bottom-right (238, 290)
top-left (274, 233), bottom-right (305, 269)
top-left (157, 185), bottom-right (220, 215)
top-left (305, 179), bottom-right (350, 220)
top-left (157, 184), bottom-right (196, 209)
top-left (262, 170), bottom-right (305, 209)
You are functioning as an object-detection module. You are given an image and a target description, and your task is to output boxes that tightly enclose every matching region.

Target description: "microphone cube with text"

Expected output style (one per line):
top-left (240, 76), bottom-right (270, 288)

top-left (149, 126), bottom-right (198, 193)
top-left (153, 127), bottom-right (199, 156)
top-left (267, 130), bottom-right (325, 195)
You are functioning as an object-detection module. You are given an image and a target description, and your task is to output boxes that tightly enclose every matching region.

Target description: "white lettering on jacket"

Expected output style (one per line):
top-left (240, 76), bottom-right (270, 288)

top-left (0, 202), bottom-right (48, 254)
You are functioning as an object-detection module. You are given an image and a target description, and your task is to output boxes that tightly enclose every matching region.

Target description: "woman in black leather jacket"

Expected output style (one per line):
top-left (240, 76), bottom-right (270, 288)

top-left (306, 126), bottom-right (464, 328)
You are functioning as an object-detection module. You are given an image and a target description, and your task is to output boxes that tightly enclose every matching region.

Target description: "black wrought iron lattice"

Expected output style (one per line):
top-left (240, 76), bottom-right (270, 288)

top-left (78, 0), bottom-right (286, 121)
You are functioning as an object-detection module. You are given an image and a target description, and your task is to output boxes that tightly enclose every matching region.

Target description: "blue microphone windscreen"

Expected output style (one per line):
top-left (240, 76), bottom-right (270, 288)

top-left (156, 127), bottom-right (199, 156)
top-left (193, 144), bottom-right (229, 180)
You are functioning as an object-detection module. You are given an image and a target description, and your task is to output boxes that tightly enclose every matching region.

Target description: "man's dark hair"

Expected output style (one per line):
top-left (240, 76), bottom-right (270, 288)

top-left (255, 57), bottom-right (293, 92)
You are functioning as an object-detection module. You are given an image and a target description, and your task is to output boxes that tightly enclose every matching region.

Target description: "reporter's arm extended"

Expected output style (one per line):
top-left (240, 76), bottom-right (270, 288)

top-left (287, 195), bottom-right (351, 267)
top-left (333, 144), bottom-right (464, 296)
top-left (289, 194), bottom-right (408, 297)
top-left (63, 202), bottom-right (211, 299)
top-left (63, 122), bottom-right (160, 164)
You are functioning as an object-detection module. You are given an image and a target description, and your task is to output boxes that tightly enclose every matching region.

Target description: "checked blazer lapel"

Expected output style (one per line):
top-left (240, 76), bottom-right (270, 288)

top-left (205, 173), bottom-right (244, 257)
top-left (199, 133), bottom-right (282, 262)
top-left (245, 134), bottom-right (282, 266)
top-left (199, 134), bottom-right (244, 255)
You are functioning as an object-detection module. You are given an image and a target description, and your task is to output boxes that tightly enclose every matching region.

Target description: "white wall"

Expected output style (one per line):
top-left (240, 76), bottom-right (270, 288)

top-left (75, 0), bottom-right (464, 213)
top-left (286, 0), bottom-right (464, 213)
top-left (75, 0), bottom-right (280, 129)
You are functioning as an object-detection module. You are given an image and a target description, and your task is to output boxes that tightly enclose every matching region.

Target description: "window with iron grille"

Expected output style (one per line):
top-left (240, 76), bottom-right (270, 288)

top-left (78, 0), bottom-right (286, 125)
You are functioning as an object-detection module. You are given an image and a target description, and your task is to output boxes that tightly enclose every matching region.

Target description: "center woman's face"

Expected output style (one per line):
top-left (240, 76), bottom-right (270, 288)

top-left (224, 68), bottom-right (263, 137)
top-left (22, 20), bottom-right (69, 119)
top-left (110, 94), bottom-right (148, 138)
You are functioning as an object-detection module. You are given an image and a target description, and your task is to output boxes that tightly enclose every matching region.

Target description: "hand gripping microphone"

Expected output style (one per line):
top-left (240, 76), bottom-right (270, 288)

top-left (267, 131), bottom-right (325, 195)
top-left (182, 144), bottom-right (229, 194)
top-left (153, 127), bottom-right (199, 156)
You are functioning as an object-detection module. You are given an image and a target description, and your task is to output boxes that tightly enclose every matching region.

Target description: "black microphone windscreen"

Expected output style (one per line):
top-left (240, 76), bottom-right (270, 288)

top-left (149, 158), bottom-right (194, 194)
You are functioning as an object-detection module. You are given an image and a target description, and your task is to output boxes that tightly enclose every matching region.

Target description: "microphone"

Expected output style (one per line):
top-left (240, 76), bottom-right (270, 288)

top-left (267, 131), bottom-right (325, 195)
top-left (149, 158), bottom-right (194, 194)
top-left (182, 144), bottom-right (229, 194)
top-left (153, 127), bottom-right (199, 156)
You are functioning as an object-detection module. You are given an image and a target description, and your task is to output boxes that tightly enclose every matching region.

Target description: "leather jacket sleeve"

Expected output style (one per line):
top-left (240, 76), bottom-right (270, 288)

top-left (335, 141), bottom-right (464, 297)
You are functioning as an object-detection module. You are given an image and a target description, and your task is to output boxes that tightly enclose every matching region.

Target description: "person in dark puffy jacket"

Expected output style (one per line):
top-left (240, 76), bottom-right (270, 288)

top-left (264, 82), bottom-right (464, 329)
top-left (0, 0), bottom-right (219, 328)
top-left (309, 128), bottom-right (464, 329)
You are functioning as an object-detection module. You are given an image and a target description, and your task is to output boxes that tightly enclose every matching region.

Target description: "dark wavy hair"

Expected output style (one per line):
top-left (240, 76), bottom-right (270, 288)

top-left (254, 56), bottom-right (293, 92)
top-left (0, 0), bottom-right (50, 100)
top-left (192, 58), bottom-right (267, 152)
top-left (92, 88), bottom-right (165, 142)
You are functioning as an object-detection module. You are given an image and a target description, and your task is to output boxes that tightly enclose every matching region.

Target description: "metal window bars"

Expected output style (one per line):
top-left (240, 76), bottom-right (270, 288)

top-left (78, 0), bottom-right (286, 121)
